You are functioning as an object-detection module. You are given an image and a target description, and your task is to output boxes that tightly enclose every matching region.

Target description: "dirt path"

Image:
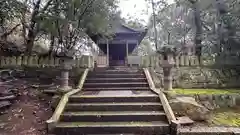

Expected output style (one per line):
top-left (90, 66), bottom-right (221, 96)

top-left (0, 79), bottom-right (52, 135)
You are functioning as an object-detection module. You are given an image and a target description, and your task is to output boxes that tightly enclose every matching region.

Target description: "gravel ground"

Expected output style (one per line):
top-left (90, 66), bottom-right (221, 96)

top-left (0, 78), bottom-right (53, 135)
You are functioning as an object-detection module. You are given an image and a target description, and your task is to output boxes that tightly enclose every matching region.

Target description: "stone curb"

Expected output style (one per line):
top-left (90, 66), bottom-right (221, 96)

top-left (178, 127), bottom-right (240, 135)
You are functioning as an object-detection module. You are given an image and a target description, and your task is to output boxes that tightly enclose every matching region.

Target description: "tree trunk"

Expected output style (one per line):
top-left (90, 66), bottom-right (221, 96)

top-left (192, 0), bottom-right (202, 63)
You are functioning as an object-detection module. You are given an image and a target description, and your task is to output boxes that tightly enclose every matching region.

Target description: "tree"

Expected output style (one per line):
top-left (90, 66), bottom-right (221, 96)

top-left (189, 0), bottom-right (203, 62)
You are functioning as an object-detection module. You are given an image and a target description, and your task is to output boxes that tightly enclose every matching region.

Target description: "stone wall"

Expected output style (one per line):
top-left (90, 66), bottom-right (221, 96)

top-left (171, 94), bottom-right (240, 110)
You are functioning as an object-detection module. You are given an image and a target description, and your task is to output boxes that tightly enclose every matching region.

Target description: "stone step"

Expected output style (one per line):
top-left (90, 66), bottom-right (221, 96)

top-left (64, 102), bottom-right (163, 112)
top-left (87, 74), bottom-right (145, 78)
top-left (82, 87), bottom-right (151, 91)
top-left (60, 111), bottom-right (167, 122)
top-left (69, 94), bottom-right (159, 103)
top-left (85, 78), bottom-right (147, 83)
top-left (53, 121), bottom-right (170, 135)
top-left (89, 71), bottom-right (143, 74)
top-left (83, 82), bottom-right (149, 88)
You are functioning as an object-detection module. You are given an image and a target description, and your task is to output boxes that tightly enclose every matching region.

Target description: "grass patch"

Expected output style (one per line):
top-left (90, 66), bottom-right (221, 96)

top-left (209, 108), bottom-right (240, 127)
top-left (172, 89), bottom-right (240, 95)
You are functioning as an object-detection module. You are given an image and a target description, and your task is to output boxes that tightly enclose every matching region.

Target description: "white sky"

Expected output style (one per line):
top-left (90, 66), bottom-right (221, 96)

top-left (119, 0), bottom-right (174, 24)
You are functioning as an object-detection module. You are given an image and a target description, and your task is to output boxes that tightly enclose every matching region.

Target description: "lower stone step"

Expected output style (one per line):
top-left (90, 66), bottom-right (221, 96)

top-left (69, 94), bottom-right (159, 103)
top-left (60, 111), bottom-right (167, 122)
top-left (53, 121), bottom-right (170, 135)
top-left (64, 102), bottom-right (163, 112)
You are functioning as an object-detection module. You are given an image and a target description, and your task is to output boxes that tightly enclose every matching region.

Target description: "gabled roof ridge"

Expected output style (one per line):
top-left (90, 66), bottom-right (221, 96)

top-left (121, 24), bottom-right (146, 33)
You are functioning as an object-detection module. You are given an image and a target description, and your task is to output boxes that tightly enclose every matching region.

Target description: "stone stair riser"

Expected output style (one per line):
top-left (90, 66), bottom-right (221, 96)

top-left (64, 104), bottom-right (163, 112)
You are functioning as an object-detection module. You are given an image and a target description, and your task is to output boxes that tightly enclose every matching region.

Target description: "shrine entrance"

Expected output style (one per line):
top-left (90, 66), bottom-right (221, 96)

top-left (91, 24), bottom-right (147, 67)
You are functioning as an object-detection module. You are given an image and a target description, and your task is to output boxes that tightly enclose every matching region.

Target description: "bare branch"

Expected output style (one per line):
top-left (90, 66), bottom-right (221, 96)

top-left (0, 24), bottom-right (21, 39)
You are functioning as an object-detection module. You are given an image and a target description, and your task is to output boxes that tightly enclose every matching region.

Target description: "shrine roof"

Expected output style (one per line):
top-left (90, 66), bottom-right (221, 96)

top-left (90, 23), bottom-right (148, 43)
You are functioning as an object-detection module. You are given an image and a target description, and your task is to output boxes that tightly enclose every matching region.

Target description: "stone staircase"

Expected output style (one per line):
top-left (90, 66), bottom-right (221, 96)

top-left (51, 67), bottom-right (170, 135)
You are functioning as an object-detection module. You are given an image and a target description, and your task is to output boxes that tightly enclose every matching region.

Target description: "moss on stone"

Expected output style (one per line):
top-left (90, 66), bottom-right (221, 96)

top-left (171, 89), bottom-right (240, 95)
top-left (209, 108), bottom-right (240, 127)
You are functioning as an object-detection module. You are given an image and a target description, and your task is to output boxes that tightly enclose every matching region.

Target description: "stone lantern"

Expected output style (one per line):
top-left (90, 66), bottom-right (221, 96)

top-left (158, 46), bottom-right (176, 91)
top-left (58, 52), bottom-right (74, 94)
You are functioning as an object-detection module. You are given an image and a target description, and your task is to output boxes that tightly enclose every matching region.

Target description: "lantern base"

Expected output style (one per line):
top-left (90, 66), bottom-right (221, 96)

top-left (58, 86), bottom-right (72, 94)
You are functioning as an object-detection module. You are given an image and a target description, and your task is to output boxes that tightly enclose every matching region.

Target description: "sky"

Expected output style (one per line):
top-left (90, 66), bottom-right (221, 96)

top-left (119, 0), bottom-right (174, 24)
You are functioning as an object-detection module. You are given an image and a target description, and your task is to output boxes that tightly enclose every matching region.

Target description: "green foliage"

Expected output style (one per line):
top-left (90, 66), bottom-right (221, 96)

top-left (172, 89), bottom-right (240, 95)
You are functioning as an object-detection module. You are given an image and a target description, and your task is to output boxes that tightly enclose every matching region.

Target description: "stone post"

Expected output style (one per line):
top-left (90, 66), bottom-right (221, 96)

top-left (59, 56), bottom-right (73, 94)
top-left (162, 54), bottom-right (174, 91)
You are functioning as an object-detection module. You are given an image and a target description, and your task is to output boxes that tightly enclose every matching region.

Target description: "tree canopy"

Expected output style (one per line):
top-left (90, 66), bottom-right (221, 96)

top-left (0, 0), bottom-right (120, 56)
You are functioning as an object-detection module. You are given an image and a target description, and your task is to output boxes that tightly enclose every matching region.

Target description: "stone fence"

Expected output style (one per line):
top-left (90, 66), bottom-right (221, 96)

top-left (0, 55), bottom-right (94, 68)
